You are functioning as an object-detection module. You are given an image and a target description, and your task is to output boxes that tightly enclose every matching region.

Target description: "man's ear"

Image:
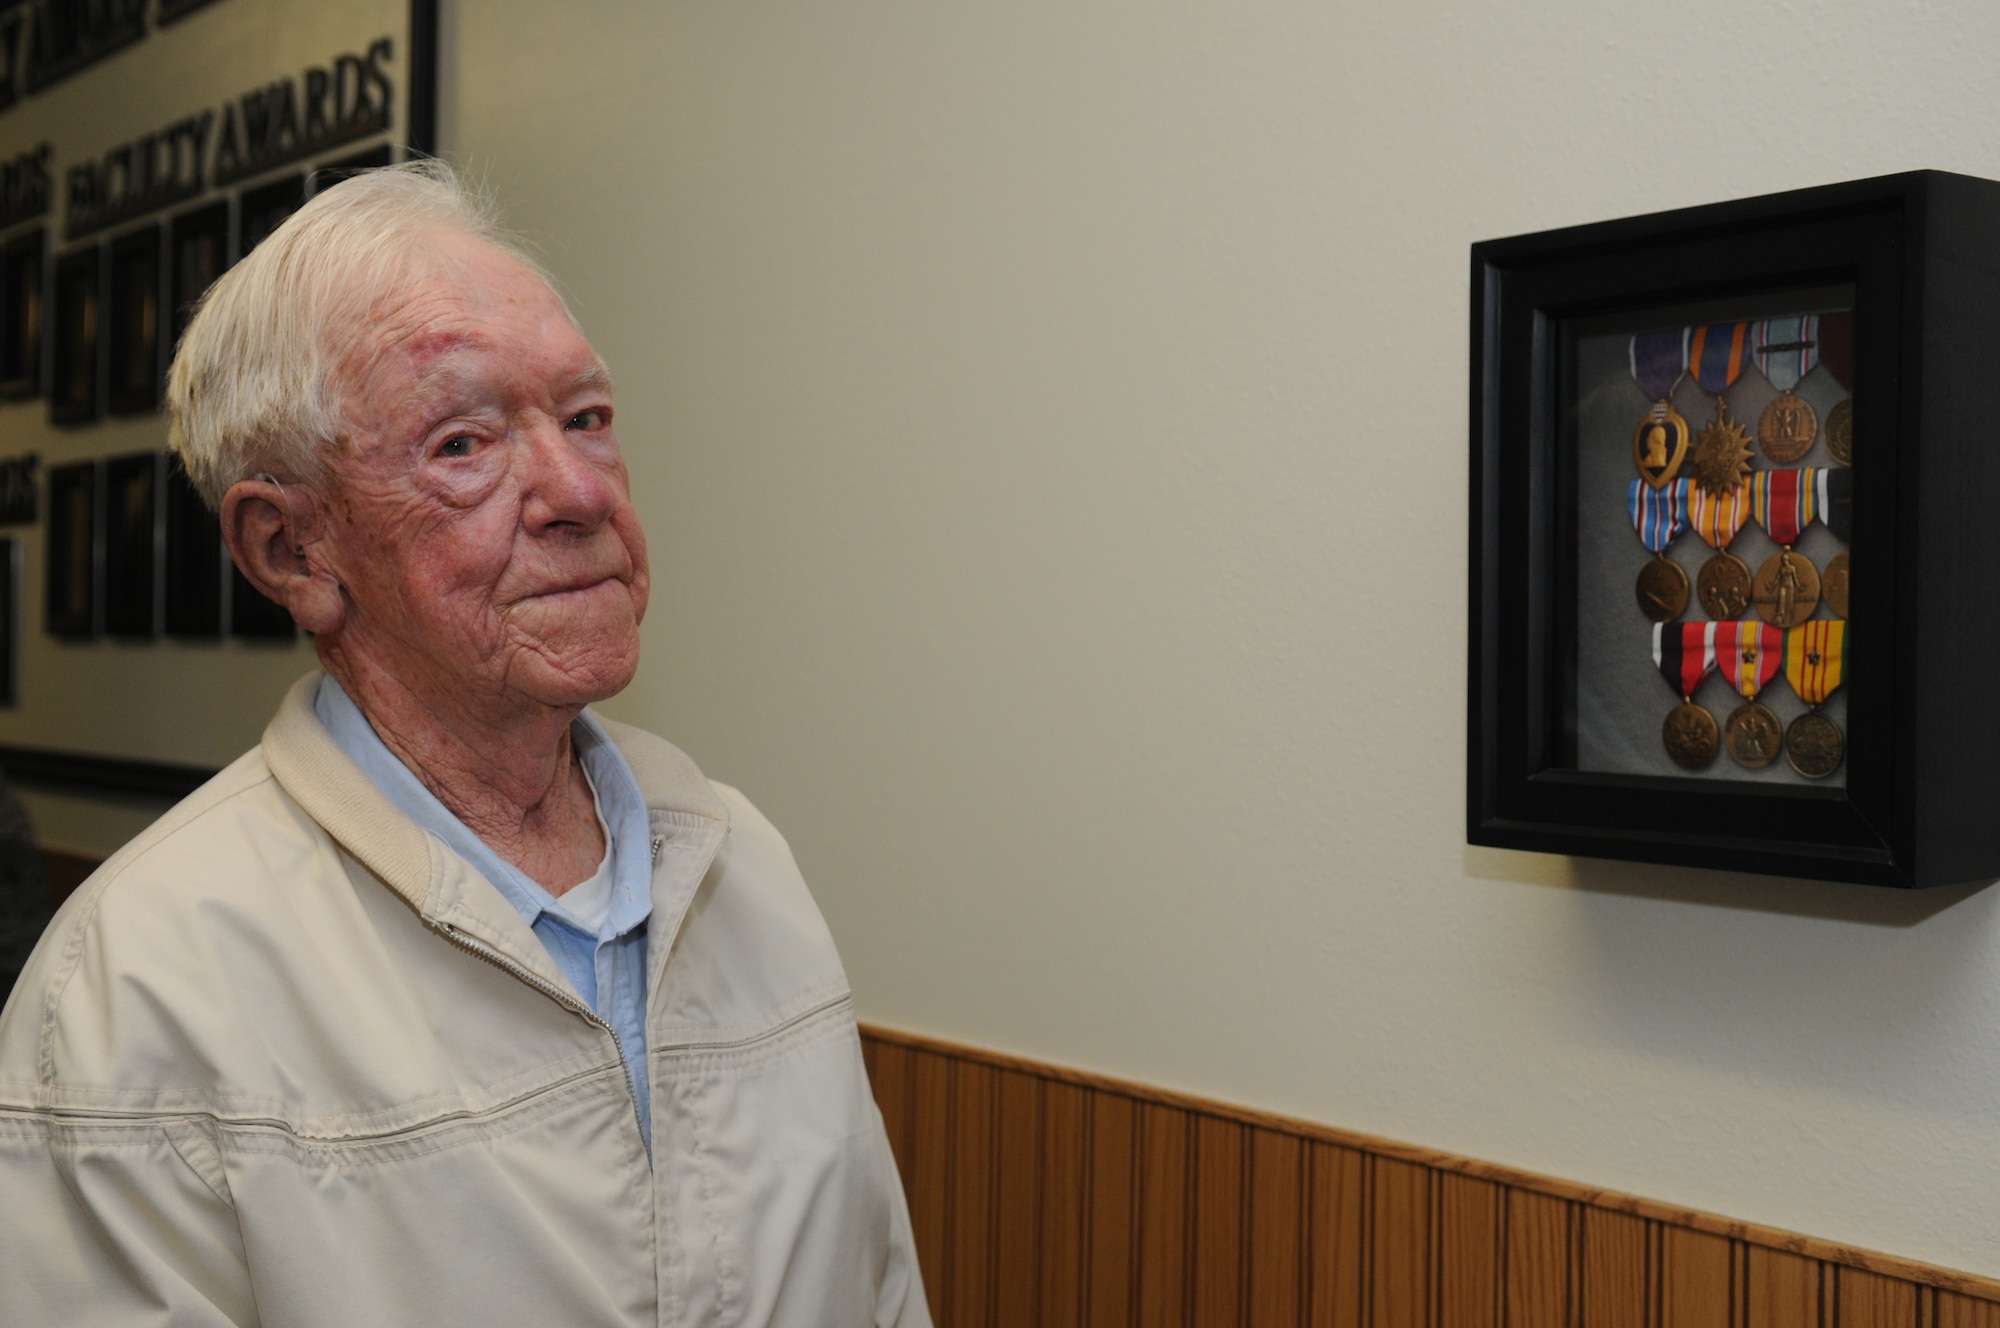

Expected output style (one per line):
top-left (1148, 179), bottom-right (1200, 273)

top-left (219, 477), bottom-right (345, 636)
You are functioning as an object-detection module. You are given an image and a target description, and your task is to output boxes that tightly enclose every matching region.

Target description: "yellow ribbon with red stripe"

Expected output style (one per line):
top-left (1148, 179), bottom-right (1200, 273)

top-left (1784, 621), bottom-right (1847, 705)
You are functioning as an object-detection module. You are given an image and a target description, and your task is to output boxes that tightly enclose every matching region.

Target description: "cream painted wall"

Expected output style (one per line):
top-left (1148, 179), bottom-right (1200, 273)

top-left (477, 0), bottom-right (2000, 1277)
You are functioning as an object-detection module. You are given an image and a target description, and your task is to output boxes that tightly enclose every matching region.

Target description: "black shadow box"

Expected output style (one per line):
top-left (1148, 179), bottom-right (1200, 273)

top-left (1469, 170), bottom-right (2000, 889)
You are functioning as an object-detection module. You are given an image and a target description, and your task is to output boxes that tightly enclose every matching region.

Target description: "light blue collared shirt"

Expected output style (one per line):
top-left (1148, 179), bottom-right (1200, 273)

top-left (315, 675), bottom-right (655, 1151)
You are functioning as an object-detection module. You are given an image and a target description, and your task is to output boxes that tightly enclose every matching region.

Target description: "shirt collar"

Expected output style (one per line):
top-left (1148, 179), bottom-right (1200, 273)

top-left (313, 674), bottom-right (654, 942)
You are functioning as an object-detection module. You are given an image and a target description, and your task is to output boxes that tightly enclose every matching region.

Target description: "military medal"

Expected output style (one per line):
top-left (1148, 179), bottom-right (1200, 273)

top-left (1685, 322), bottom-right (1755, 495)
top-left (1823, 397), bottom-right (1852, 467)
top-left (1782, 620), bottom-right (1848, 778)
top-left (1812, 467), bottom-right (1851, 619)
top-left (1752, 315), bottom-right (1820, 463)
top-left (1713, 620), bottom-right (1784, 768)
top-left (1630, 328), bottom-right (1692, 489)
top-left (1818, 310), bottom-right (1853, 467)
top-left (1685, 482), bottom-right (1753, 619)
top-left (1654, 620), bottom-right (1719, 770)
top-left (1628, 478), bottom-right (1689, 621)
top-left (1750, 468), bottom-right (1820, 628)
top-left (1821, 551), bottom-right (1849, 619)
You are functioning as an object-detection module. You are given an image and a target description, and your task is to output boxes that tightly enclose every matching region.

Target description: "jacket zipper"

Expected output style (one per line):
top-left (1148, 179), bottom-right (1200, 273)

top-left (433, 919), bottom-right (649, 1151)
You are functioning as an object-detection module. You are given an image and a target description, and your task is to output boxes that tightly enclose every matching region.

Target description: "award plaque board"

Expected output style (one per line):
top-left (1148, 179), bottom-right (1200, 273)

top-left (102, 451), bottom-right (161, 638)
top-left (105, 225), bottom-right (163, 416)
top-left (0, 229), bottom-right (43, 400)
top-left (49, 247), bottom-right (100, 425)
top-left (1469, 170), bottom-right (2000, 889)
top-left (44, 459), bottom-right (98, 639)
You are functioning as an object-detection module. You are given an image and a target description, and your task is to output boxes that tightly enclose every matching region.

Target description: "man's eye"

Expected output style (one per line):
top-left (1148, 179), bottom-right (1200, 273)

top-left (438, 435), bottom-right (476, 458)
top-left (566, 409), bottom-right (606, 431)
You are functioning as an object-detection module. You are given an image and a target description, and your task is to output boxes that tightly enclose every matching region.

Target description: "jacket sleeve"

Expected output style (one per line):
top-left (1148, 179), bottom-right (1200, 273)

top-left (874, 1119), bottom-right (933, 1328)
top-left (0, 1112), bottom-right (259, 1326)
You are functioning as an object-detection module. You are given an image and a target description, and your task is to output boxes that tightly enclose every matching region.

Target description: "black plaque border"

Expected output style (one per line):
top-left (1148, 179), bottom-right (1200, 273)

top-left (0, 227), bottom-right (44, 400)
top-left (1469, 169), bottom-right (2000, 889)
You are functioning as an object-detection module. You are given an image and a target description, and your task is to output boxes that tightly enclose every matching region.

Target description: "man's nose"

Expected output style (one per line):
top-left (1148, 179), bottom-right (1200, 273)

top-left (519, 418), bottom-right (619, 532)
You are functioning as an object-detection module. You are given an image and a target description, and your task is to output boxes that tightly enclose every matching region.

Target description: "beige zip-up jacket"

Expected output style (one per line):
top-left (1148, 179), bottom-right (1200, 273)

top-left (0, 675), bottom-right (930, 1327)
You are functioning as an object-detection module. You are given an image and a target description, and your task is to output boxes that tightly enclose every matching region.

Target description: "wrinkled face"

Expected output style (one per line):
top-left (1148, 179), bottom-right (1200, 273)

top-left (314, 230), bottom-right (649, 714)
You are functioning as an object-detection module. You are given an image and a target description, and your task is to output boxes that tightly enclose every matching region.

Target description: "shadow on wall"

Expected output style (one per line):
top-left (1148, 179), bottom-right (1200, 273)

top-left (1465, 843), bottom-right (1988, 926)
top-left (1465, 843), bottom-right (2000, 1119)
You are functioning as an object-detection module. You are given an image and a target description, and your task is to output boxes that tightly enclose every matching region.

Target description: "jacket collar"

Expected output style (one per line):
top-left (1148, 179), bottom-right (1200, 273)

top-left (262, 672), bottom-right (732, 996)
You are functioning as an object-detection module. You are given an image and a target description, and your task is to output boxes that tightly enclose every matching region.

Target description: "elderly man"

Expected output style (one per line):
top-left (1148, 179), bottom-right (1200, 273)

top-left (0, 163), bottom-right (928, 1326)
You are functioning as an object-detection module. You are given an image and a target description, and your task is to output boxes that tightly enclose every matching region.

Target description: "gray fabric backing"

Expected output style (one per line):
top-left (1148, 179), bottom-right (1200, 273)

top-left (1573, 317), bottom-right (1851, 786)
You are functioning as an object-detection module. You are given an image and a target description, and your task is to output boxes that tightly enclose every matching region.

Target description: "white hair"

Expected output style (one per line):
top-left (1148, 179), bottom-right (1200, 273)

top-left (166, 158), bottom-right (560, 509)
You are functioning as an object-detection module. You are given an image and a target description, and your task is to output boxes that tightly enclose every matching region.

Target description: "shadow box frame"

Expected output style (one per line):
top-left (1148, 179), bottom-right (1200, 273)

top-left (1468, 170), bottom-right (2000, 890)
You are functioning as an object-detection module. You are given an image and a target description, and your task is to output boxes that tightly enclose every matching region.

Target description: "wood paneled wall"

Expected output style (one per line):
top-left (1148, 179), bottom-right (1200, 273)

top-left (860, 1024), bottom-right (2000, 1328)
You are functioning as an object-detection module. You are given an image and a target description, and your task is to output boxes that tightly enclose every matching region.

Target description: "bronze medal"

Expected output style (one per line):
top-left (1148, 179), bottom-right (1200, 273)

top-left (1821, 550), bottom-right (1849, 619)
top-left (1696, 550), bottom-right (1752, 620)
top-left (1687, 413), bottom-right (1755, 496)
top-left (1756, 390), bottom-right (1818, 464)
top-left (1635, 555), bottom-right (1689, 623)
top-left (1723, 702), bottom-right (1783, 769)
top-left (1784, 711), bottom-right (1845, 779)
top-left (1663, 701), bottom-right (1719, 770)
top-left (1824, 395), bottom-right (1852, 466)
top-left (1631, 405), bottom-right (1692, 489)
top-left (1751, 549), bottom-right (1820, 628)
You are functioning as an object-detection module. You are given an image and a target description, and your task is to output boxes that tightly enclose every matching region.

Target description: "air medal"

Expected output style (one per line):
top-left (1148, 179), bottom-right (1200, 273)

top-left (1629, 478), bottom-right (1689, 621)
top-left (1654, 620), bottom-right (1720, 769)
top-left (1685, 322), bottom-right (1755, 496)
top-left (1629, 328), bottom-right (1692, 489)
top-left (1752, 315), bottom-right (1820, 463)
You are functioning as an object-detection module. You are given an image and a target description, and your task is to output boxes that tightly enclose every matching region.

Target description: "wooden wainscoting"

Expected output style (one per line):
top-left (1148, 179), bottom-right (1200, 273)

top-left (860, 1024), bottom-right (2000, 1328)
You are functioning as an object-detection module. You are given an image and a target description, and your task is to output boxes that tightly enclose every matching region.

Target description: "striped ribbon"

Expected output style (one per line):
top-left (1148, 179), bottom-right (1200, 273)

top-left (1817, 467), bottom-right (1852, 543)
top-left (1686, 483), bottom-right (1750, 550)
top-left (1751, 468), bottom-right (1818, 545)
top-left (1714, 621), bottom-right (1782, 700)
top-left (1753, 315), bottom-right (1819, 392)
top-left (1654, 620), bottom-right (1717, 699)
top-left (1689, 323), bottom-right (1751, 395)
top-left (1785, 621), bottom-right (1847, 705)
top-left (1628, 478), bottom-right (1687, 552)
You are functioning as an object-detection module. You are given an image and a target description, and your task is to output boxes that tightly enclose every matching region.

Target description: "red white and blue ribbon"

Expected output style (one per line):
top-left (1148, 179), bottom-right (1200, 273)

top-left (1753, 315), bottom-right (1819, 392)
top-left (1628, 477), bottom-right (1687, 552)
top-left (1689, 323), bottom-right (1751, 395)
top-left (1654, 620), bottom-right (1717, 700)
top-left (1751, 467), bottom-right (1818, 546)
